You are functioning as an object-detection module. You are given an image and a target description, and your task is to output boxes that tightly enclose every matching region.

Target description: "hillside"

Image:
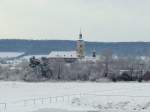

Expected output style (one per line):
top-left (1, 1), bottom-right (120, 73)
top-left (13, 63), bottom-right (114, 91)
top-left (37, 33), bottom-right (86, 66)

top-left (0, 39), bottom-right (150, 56)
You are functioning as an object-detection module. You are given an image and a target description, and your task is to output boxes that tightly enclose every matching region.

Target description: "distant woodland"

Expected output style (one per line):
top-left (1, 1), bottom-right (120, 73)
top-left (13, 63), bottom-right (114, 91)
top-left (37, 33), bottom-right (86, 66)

top-left (0, 39), bottom-right (150, 56)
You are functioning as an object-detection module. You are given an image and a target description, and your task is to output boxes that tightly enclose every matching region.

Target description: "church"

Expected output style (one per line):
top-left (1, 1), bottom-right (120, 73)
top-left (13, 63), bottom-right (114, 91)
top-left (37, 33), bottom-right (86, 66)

top-left (48, 31), bottom-right (86, 62)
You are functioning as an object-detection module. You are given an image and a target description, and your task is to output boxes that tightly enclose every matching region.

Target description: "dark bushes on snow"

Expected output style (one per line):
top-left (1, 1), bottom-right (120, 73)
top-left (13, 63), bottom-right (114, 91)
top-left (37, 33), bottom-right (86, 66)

top-left (143, 71), bottom-right (150, 81)
top-left (115, 72), bottom-right (132, 81)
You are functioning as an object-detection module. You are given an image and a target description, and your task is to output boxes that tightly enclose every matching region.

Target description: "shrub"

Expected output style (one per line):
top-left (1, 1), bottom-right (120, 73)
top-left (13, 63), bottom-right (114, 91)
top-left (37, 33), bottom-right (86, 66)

top-left (143, 71), bottom-right (150, 81)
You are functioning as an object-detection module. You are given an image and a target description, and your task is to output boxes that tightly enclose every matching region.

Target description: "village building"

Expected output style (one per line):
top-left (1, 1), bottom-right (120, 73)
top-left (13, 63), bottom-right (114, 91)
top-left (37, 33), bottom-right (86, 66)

top-left (48, 31), bottom-right (86, 62)
top-left (48, 51), bottom-right (78, 63)
top-left (47, 31), bottom-right (99, 63)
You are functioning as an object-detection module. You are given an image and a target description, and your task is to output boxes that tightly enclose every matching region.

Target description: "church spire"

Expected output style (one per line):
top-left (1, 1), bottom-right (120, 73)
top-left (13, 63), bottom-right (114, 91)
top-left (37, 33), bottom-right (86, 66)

top-left (79, 28), bottom-right (82, 40)
top-left (76, 29), bottom-right (85, 58)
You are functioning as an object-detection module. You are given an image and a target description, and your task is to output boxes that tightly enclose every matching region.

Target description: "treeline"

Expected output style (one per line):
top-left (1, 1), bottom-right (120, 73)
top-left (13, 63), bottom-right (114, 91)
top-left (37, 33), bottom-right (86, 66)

top-left (0, 55), bottom-right (150, 82)
top-left (1, 39), bottom-right (150, 56)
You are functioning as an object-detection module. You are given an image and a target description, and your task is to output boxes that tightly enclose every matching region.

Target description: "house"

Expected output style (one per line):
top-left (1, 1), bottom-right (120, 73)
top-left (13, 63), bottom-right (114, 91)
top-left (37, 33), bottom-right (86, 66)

top-left (48, 51), bottom-right (78, 63)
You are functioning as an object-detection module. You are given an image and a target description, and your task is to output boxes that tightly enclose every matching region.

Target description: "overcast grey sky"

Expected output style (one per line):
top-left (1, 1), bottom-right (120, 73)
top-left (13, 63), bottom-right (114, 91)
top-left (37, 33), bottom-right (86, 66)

top-left (0, 0), bottom-right (150, 42)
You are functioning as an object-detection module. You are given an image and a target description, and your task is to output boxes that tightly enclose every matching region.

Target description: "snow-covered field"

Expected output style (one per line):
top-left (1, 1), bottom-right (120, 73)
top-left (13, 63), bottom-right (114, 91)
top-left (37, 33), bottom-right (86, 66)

top-left (0, 52), bottom-right (24, 58)
top-left (0, 81), bottom-right (150, 112)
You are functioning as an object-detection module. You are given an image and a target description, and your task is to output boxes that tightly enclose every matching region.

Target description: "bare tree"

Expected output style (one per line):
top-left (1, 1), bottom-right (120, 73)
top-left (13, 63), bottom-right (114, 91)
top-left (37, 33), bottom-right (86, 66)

top-left (101, 48), bottom-right (113, 77)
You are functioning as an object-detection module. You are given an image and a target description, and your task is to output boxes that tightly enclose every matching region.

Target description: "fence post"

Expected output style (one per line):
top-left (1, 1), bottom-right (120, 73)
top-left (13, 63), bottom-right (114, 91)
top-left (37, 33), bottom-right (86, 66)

top-left (0, 103), bottom-right (7, 112)
top-left (41, 98), bottom-right (44, 104)
top-left (4, 103), bottom-right (7, 112)
top-left (49, 97), bottom-right (51, 103)
top-left (62, 96), bottom-right (64, 102)
top-left (55, 97), bottom-right (57, 102)
top-left (68, 95), bottom-right (70, 102)
top-left (33, 99), bottom-right (36, 105)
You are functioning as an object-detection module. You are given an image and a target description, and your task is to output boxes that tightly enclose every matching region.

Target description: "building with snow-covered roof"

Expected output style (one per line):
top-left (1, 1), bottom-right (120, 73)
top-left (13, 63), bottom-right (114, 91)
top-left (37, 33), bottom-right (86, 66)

top-left (48, 51), bottom-right (78, 63)
top-left (48, 51), bottom-right (78, 59)
top-left (47, 31), bottom-right (97, 63)
top-left (47, 31), bottom-right (86, 62)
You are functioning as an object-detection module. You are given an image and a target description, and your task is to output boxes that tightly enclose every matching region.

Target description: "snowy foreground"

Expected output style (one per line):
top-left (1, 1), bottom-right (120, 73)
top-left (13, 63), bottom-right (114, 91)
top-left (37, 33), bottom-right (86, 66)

top-left (0, 81), bottom-right (150, 112)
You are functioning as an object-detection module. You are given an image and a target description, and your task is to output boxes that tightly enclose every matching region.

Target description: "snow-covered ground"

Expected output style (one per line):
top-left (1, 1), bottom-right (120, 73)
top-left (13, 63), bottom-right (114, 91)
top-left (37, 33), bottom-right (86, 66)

top-left (0, 81), bottom-right (150, 112)
top-left (22, 55), bottom-right (48, 60)
top-left (0, 52), bottom-right (24, 58)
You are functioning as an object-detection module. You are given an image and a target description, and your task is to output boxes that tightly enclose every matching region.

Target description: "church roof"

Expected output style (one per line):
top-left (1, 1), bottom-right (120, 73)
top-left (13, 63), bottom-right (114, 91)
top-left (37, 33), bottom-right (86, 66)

top-left (48, 51), bottom-right (78, 59)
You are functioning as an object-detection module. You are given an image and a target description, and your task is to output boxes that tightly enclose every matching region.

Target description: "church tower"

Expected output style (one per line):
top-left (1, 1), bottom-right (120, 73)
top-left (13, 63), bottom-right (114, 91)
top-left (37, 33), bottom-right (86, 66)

top-left (76, 30), bottom-right (85, 58)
